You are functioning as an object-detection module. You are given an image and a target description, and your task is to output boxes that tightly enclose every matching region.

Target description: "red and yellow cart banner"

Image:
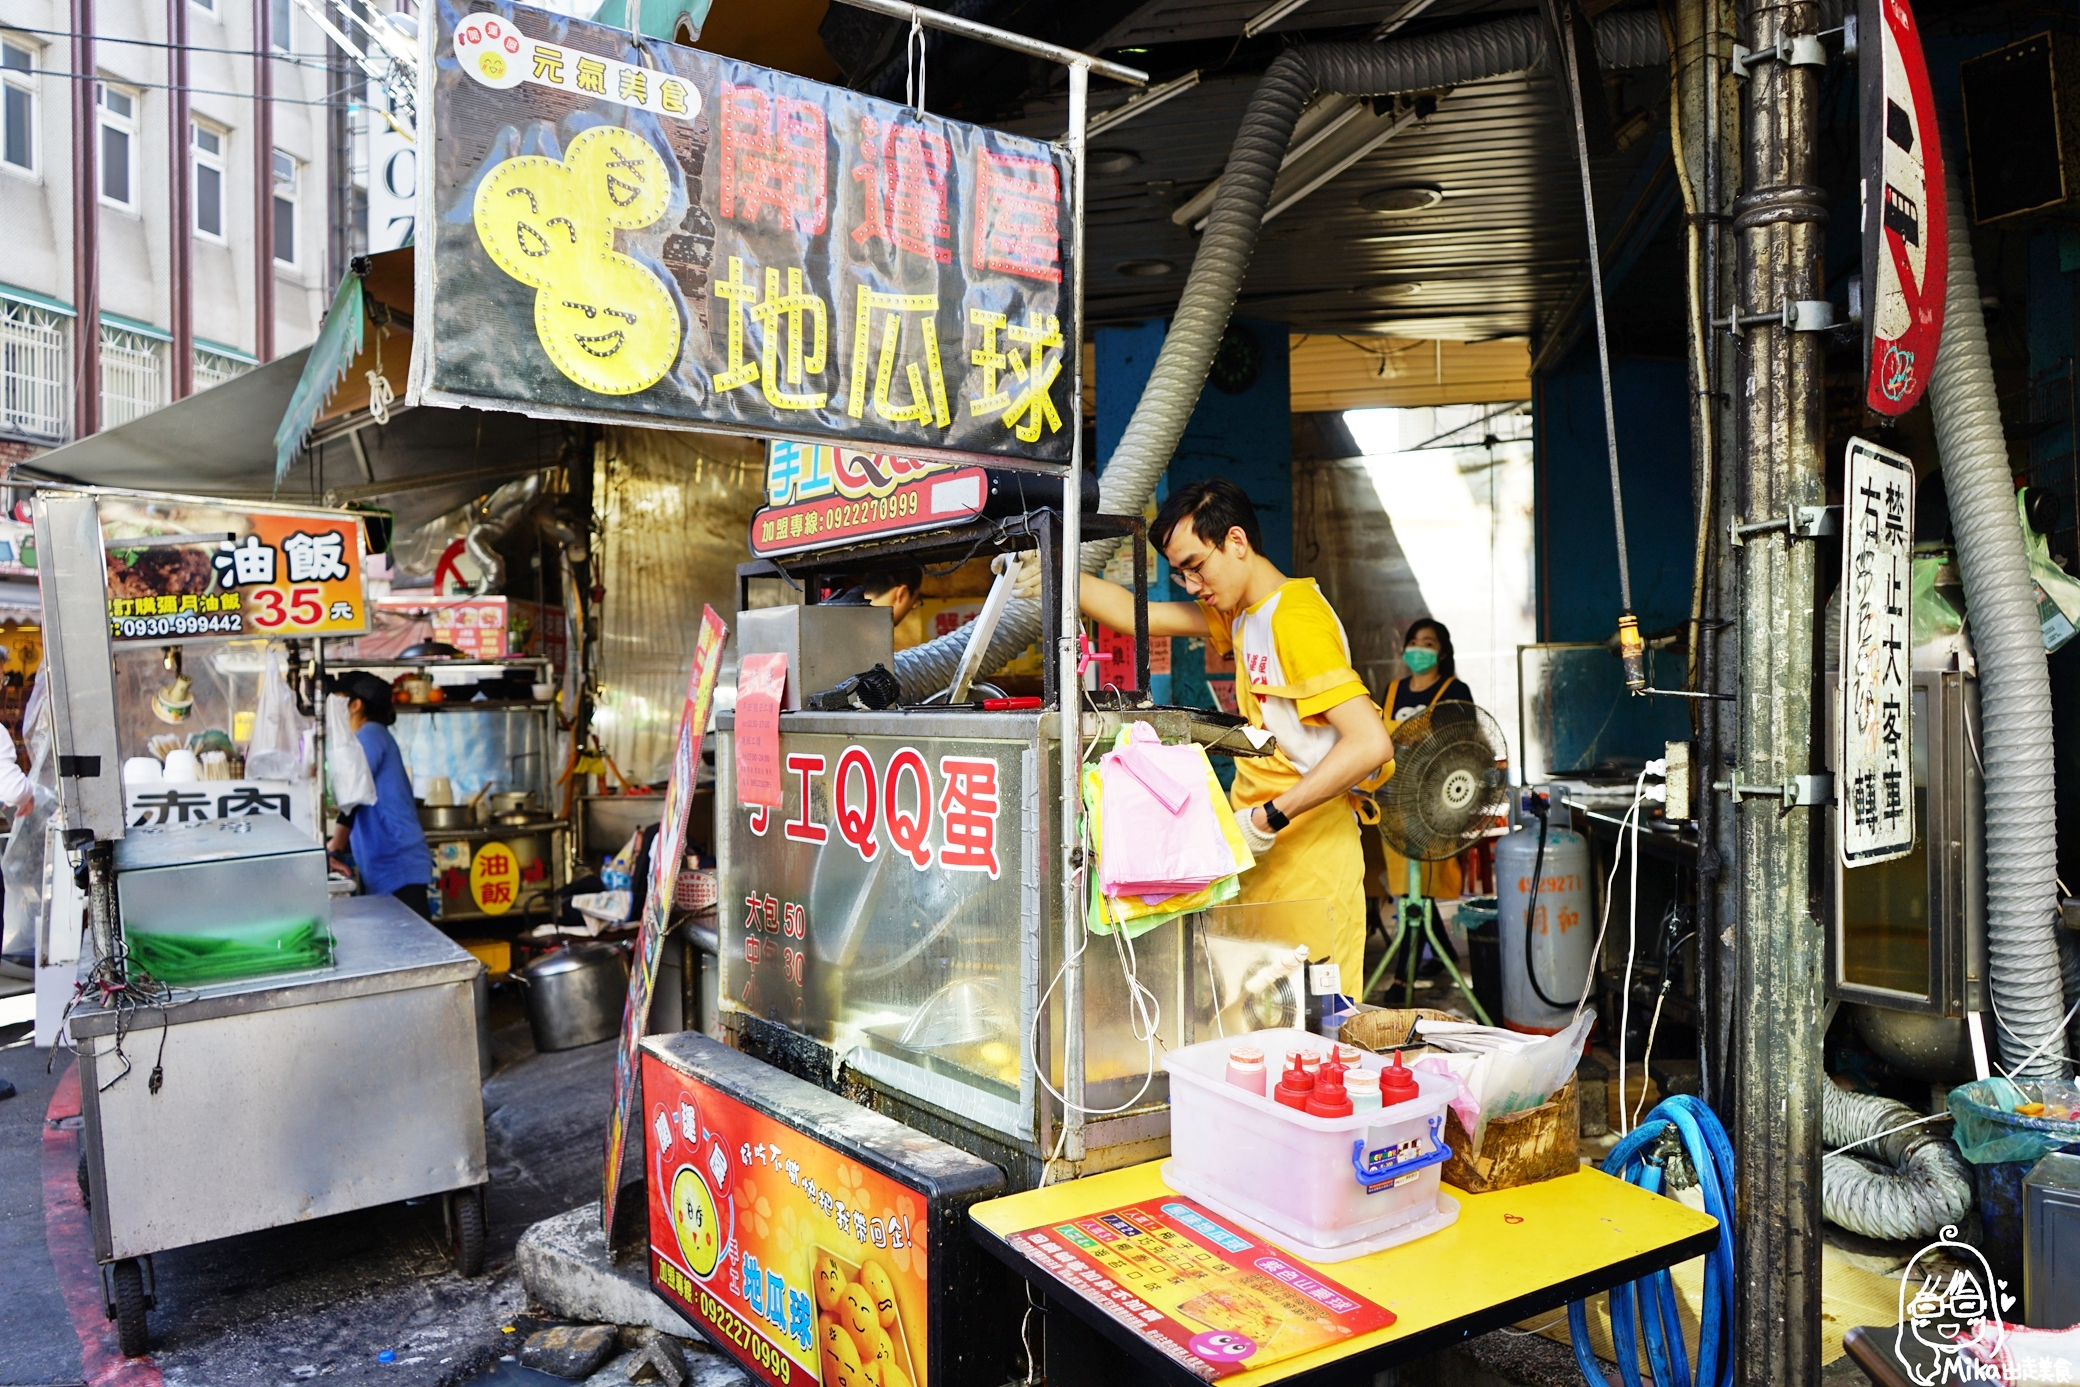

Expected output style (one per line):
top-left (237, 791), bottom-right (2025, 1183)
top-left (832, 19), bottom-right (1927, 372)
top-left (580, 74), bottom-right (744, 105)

top-left (645, 1053), bottom-right (930, 1387)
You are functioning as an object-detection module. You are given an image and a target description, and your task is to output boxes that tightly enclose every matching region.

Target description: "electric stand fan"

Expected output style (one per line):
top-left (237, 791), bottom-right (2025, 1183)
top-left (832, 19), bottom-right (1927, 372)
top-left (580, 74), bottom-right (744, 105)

top-left (1366, 701), bottom-right (1511, 1025)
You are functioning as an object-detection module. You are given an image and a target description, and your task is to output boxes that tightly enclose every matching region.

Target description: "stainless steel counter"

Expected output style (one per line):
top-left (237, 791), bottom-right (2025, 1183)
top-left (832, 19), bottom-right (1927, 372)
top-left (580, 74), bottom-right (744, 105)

top-left (74, 894), bottom-right (488, 1262)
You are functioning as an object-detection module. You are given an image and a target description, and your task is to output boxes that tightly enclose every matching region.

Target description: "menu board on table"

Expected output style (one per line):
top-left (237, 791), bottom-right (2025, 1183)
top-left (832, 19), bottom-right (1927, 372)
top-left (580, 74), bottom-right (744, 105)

top-left (1005, 1198), bottom-right (1393, 1380)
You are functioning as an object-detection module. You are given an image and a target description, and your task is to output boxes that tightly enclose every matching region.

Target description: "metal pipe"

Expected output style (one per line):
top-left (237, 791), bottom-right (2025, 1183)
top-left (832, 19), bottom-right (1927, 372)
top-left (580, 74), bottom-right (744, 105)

top-left (1731, 0), bottom-right (1825, 1377)
top-left (70, 0), bottom-right (98, 438)
top-left (169, 0), bottom-right (194, 402)
top-left (829, 0), bottom-right (1148, 86)
top-left (1550, 1), bottom-right (1633, 617)
top-left (1058, 59), bottom-right (1089, 1165)
top-left (85, 841), bottom-right (117, 968)
top-left (254, 0), bottom-right (275, 363)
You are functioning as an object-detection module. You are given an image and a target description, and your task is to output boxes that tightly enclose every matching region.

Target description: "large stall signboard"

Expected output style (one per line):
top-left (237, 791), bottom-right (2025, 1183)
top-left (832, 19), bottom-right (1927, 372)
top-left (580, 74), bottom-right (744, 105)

top-left (420, 2), bottom-right (1075, 466)
top-left (104, 507), bottom-right (368, 645)
top-left (1839, 437), bottom-right (1915, 866)
top-left (644, 1052), bottom-right (932, 1387)
top-left (1860, 0), bottom-right (1945, 416)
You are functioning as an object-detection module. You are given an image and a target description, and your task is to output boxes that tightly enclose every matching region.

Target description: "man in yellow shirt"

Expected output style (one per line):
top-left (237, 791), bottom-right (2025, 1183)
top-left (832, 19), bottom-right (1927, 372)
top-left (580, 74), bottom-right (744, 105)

top-left (1073, 479), bottom-right (1390, 993)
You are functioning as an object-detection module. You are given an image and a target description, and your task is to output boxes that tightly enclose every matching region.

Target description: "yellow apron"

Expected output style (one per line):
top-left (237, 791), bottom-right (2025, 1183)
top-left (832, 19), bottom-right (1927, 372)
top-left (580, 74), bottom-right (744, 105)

top-left (1229, 769), bottom-right (1367, 995)
top-left (1375, 676), bottom-right (1466, 901)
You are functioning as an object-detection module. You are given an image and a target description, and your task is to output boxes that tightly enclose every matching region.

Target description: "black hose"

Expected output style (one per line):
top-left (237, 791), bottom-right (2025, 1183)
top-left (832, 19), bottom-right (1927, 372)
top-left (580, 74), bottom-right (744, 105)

top-left (1522, 793), bottom-right (1578, 1009)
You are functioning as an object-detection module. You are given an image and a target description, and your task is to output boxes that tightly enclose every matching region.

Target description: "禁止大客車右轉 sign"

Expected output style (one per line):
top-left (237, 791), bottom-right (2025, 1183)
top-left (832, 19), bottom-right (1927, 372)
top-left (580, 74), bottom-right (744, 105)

top-left (420, 3), bottom-right (1075, 466)
top-left (1839, 436), bottom-right (1915, 867)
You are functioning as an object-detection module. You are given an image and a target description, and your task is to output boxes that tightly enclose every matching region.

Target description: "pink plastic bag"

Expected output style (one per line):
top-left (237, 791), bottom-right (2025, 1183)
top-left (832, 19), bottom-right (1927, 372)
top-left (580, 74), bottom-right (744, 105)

top-left (1098, 723), bottom-right (1239, 897)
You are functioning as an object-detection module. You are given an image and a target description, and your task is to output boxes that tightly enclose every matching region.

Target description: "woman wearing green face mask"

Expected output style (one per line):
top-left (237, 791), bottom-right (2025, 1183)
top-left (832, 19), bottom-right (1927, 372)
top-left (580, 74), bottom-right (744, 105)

top-left (1386, 618), bottom-right (1471, 722)
top-left (1377, 618), bottom-right (1476, 903)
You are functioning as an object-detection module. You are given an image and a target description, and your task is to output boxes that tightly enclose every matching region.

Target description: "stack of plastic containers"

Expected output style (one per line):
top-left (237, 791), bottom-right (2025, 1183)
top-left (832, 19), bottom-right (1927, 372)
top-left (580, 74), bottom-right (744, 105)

top-left (1162, 1028), bottom-right (1459, 1261)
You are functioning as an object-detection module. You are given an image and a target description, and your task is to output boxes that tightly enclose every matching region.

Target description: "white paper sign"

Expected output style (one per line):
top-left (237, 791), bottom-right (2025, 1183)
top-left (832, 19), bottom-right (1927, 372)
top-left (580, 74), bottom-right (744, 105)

top-left (1840, 436), bottom-right (1915, 866)
top-left (124, 779), bottom-right (318, 841)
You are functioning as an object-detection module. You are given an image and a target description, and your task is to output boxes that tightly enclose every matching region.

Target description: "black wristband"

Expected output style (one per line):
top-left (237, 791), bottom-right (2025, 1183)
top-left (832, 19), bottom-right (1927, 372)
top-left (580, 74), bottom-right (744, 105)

top-left (1261, 800), bottom-right (1290, 832)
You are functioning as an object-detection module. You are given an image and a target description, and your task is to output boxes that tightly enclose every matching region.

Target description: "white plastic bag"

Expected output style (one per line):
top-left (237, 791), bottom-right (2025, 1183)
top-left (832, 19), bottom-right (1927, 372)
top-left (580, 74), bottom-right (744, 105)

top-left (1414, 1008), bottom-right (1598, 1157)
top-left (325, 694), bottom-right (377, 809)
top-left (245, 647), bottom-right (311, 781)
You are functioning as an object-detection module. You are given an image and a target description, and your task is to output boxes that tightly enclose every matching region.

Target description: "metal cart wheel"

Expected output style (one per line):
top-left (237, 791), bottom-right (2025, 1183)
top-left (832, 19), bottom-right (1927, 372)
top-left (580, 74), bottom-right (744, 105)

top-left (447, 1187), bottom-right (486, 1277)
top-left (110, 1259), bottom-right (149, 1357)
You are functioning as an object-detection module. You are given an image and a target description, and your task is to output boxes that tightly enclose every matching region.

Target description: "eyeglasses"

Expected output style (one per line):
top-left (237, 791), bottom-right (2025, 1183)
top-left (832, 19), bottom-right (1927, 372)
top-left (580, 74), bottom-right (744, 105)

top-left (1171, 545), bottom-right (1218, 584)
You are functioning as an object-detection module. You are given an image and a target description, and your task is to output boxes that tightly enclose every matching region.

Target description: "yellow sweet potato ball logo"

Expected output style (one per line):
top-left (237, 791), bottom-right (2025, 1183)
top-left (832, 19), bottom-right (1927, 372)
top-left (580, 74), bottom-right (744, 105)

top-left (473, 125), bottom-right (680, 396)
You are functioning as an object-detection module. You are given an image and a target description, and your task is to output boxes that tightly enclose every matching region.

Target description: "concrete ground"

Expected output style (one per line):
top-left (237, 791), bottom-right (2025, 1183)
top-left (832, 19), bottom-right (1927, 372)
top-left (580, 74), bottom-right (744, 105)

top-left (0, 965), bottom-right (1771, 1387)
top-left (0, 996), bottom-right (751, 1387)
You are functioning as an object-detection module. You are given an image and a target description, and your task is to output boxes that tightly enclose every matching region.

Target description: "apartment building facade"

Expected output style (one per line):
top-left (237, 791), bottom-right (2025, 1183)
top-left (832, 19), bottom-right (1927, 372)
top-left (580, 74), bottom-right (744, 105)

top-left (0, 0), bottom-right (346, 462)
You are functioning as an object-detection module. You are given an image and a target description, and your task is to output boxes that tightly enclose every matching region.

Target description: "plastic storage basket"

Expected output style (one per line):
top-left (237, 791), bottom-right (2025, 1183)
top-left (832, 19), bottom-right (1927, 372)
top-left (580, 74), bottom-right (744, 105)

top-left (1162, 1028), bottom-right (1460, 1261)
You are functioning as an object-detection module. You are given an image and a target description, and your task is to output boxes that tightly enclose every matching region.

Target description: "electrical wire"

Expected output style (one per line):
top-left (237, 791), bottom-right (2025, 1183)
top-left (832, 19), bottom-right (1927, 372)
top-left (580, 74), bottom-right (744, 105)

top-left (1547, 0), bottom-right (1634, 616)
top-left (1632, 929), bottom-right (1694, 1128)
top-left (2, 23), bottom-right (351, 67)
top-left (1026, 739), bottom-right (1166, 1123)
top-left (1824, 1110), bottom-right (1953, 1160)
top-left (1620, 769), bottom-right (1644, 1134)
top-left (11, 63), bottom-right (372, 108)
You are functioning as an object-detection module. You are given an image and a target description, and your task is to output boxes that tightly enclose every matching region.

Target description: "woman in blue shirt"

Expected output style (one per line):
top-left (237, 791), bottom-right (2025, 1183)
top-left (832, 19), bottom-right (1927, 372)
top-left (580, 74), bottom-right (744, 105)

top-left (325, 671), bottom-right (434, 918)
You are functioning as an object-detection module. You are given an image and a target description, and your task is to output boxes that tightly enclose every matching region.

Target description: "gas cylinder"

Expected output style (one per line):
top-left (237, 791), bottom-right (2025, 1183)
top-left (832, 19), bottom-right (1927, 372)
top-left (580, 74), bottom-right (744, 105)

top-left (1494, 823), bottom-right (1593, 1033)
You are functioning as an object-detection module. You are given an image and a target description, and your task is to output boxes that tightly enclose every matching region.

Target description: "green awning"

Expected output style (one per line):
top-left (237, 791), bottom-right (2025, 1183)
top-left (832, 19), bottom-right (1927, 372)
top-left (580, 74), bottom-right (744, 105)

top-left (272, 272), bottom-right (366, 484)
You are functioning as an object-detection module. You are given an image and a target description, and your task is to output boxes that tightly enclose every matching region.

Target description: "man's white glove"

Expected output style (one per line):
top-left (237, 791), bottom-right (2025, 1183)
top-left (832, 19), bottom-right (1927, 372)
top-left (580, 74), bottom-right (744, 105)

top-left (1002, 551), bottom-right (1043, 602)
top-left (1235, 805), bottom-right (1278, 858)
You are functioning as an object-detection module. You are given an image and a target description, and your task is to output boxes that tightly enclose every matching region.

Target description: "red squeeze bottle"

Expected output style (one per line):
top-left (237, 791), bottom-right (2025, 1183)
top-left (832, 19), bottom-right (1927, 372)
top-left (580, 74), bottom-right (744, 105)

top-left (1305, 1061), bottom-right (1353, 1118)
top-left (1379, 1051), bottom-right (1420, 1106)
top-left (1273, 1054), bottom-right (1315, 1110)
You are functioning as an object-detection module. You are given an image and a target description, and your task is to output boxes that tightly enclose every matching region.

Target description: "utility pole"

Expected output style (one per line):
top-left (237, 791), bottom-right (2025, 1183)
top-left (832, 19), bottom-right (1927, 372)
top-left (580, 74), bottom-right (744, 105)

top-left (70, 0), bottom-right (98, 438)
top-left (169, 0), bottom-right (194, 400)
top-left (1730, 0), bottom-right (1825, 1380)
top-left (254, 0), bottom-right (275, 362)
top-left (1674, 0), bottom-right (1739, 1113)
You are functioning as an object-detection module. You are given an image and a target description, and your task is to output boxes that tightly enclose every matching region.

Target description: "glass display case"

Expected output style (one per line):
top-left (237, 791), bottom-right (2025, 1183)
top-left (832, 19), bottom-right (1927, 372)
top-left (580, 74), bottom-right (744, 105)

top-left (114, 815), bottom-right (332, 986)
top-left (716, 706), bottom-right (1328, 1177)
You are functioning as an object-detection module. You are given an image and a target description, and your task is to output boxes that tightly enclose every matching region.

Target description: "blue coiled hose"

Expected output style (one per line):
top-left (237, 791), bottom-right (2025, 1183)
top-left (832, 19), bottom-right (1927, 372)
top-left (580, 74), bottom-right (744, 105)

top-left (1567, 1094), bottom-right (1736, 1387)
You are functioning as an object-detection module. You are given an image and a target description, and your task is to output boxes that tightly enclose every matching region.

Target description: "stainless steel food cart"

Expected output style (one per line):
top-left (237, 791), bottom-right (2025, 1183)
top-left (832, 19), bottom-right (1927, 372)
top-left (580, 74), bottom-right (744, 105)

top-left (33, 488), bottom-right (491, 1357)
top-left (70, 895), bottom-right (488, 1320)
top-left (714, 506), bottom-right (1329, 1189)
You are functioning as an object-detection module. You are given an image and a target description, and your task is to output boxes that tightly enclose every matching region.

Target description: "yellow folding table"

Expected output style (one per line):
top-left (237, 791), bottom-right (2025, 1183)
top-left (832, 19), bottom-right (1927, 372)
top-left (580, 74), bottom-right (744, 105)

top-left (969, 1160), bottom-right (1720, 1385)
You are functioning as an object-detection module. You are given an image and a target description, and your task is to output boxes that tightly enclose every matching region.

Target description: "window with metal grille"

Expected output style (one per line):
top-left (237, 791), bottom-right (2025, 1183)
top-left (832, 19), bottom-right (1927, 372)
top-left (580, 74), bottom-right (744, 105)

top-left (99, 325), bottom-right (162, 426)
top-left (0, 300), bottom-right (67, 438)
top-left (194, 347), bottom-right (249, 390)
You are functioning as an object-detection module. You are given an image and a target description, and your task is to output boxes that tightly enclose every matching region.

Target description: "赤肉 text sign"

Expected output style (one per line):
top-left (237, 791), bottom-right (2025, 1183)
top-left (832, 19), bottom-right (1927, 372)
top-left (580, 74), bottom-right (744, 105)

top-left (422, 2), bottom-right (1075, 465)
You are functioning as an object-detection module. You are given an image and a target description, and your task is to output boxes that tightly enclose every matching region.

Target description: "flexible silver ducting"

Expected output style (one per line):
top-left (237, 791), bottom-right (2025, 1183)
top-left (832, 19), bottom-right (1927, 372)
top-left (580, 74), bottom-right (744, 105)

top-left (891, 12), bottom-right (1669, 700)
top-left (1927, 158), bottom-right (2069, 1078)
top-left (1820, 1084), bottom-right (1972, 1242)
